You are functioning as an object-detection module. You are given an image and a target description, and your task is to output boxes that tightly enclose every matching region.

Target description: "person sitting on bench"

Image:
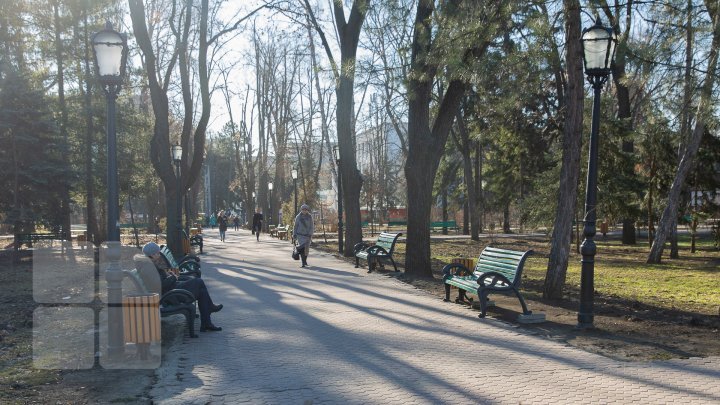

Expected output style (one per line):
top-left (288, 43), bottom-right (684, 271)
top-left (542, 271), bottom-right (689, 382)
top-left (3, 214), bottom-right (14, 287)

top-left (142, 242), bottom-right (223, 332)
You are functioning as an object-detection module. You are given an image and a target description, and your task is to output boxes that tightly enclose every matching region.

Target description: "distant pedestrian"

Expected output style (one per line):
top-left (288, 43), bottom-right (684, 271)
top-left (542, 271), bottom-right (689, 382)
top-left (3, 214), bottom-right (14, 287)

top-left (209, 213), bottom-right (217, 229)
top-left (252, 209), bottom-right (263, 241)
top-left (218, 215), bottom-right (228, 242)
top-left (293, 204), bottom-right (314, 268)
top-left (233, 216), bottom-right (240, 231)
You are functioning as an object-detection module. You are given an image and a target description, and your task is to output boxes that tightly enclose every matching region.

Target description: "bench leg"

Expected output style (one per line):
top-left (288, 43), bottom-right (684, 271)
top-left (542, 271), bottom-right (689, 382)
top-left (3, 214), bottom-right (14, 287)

top-left (456, 289), bottom-right (473, 305)
top-left (184, 309), bottom-right (198, 338)
top-left (478, 289), bottom-right (490, 318)
top-left (513, 288), bottom-right (532, 316)
top-left (390, 258), bottom-right (399, 272)
top-left (443, 283), bottom-right (451, 302)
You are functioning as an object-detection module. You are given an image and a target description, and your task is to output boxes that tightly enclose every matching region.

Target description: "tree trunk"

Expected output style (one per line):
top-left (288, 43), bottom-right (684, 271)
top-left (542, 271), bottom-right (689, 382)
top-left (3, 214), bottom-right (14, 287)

top-left (337, 73), bottom-right (364, 256)
top-left (544, 0), bottom-right (584, 299)
top-left (53, 1), bottom-right (72, 242)
top-left (647, 163), bottom-right (654, 244)
top-left (475, 142), bottom-right (484, 233)
top-left (442, 189), bottom-right (448, 235)
top-left (129, 0), bottom-right (212, 258)
top-left (129, 199), bottom-right (140, 248)
top-left (405, 144), bottom-right (439, 278)
top-left (303, 0), bottom-right (369, 257)
top-left (603, 1), bottom-right (637, 245)
top-left (405, 0), bottom-right (496, 277)
top-left (456, 111), bottom-right (479, 240)
top-left (503, 203), bottom-right (511, 233)
top-left (648, 3), bottom-right (720, 263)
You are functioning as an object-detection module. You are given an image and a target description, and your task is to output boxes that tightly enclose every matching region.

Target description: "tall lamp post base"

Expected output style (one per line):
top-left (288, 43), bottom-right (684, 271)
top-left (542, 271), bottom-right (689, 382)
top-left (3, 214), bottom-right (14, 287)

top-left (105, 241), bottom-right (124, 358)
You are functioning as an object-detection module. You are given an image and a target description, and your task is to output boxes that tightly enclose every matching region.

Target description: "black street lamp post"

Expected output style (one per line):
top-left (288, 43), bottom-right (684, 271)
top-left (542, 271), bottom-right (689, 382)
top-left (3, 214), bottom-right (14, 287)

top-left (92, 21), bottom-right (128, 359)
top-left (291, 168), bottom-right (298, 218)
top-left (172, 144), bottom-right (183, 255)
top-left (333, 146), bottom-right (343, 254)
top-left (578, 17), bottom-right (616, 329)
top-left (185, 187), bottom-right (191, 234)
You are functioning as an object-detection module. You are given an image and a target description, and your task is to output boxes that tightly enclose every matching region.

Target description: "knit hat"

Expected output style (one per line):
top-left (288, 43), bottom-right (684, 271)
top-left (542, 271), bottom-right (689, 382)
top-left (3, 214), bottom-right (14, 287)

top-left (142, 242), bottom-right (161, 257)
top-left (300, 204), bottom-right (310, 211)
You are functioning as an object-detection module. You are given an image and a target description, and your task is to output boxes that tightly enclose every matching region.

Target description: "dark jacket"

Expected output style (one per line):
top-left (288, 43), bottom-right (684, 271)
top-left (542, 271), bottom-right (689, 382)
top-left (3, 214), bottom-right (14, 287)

top-left (252, 213), bottom-right (264, 229)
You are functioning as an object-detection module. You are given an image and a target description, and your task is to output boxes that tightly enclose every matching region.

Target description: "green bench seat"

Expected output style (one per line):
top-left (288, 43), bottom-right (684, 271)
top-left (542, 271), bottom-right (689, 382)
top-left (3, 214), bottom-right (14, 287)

top-left (353, 232), bottom-right (403, 273)
top-left (443, 246), bottom-right (533, 318)
top-left (430, 220), bottom-right (459, 232)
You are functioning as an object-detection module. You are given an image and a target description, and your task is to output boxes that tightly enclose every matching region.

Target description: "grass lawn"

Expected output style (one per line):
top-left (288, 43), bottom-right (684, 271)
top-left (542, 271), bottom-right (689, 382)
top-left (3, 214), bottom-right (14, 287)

top-left (348, 231), bottom-right (720, 316)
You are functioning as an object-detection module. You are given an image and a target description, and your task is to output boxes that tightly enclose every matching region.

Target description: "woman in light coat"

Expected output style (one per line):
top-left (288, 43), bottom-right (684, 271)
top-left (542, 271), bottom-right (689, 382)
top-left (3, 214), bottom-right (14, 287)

top-left (292, 204), bottom-right (315, 268)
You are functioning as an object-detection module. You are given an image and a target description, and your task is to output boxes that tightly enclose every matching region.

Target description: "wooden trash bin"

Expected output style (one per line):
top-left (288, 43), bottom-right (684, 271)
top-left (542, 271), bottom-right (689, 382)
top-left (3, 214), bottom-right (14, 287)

top-left (452, 258), bottom-right (476, 272)
top-left (122, 294), bottom-right (160, 359)
top-left (182, 237), bottom-right (191, 255)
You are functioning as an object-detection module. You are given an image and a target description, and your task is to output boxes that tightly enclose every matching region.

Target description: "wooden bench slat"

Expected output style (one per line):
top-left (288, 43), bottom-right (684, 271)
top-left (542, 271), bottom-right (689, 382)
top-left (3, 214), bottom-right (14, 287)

top-left (481, 248), bottom-right (526, 260)
top-left (477, 257), bottom-right (521, 270)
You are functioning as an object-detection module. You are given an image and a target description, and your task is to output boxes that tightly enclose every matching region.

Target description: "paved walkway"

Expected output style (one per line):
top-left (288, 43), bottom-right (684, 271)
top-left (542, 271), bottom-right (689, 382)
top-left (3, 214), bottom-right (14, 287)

top-left (150, 230), bottom-right (720, 404)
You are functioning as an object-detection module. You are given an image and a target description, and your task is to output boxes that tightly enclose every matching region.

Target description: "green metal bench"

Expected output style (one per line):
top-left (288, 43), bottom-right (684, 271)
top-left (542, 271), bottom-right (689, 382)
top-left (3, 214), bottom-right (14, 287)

top-left (275, 225), bottom-right (289, 240)
top-left (354, 232), bottom-right (403, 273)
top-left (430, 220), bottom-right (459, 232)
top-left (14, 232), bottom-right (64, 250)
top-left (443, 246), bottom-right (533, 318)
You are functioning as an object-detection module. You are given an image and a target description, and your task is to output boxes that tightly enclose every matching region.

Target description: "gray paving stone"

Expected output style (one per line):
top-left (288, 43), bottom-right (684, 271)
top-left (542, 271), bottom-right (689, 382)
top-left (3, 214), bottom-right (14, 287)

top-left (149, 230), bottom-right (720, 404)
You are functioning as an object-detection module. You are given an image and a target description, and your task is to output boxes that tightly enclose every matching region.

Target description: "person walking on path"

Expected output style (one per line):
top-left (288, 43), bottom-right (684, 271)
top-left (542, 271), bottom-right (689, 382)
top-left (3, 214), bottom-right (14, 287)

top-left (252, 209), bottom-right (264, 242)
top-left (209, 213), bottom-right (217, 229)
top-left (233, 216), bottom-right (240, 231)
top-left (142, 242), bottom-right (223, 332)
top-left (218, 214), bottom-right (228, 242)
top-left (292, 204), bottom-right (314, 268)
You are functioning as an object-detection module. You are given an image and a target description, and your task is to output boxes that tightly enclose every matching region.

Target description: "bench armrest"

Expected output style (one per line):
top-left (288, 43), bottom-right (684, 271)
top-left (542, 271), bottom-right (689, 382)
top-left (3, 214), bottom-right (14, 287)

top-left (366, 246), bottom-right (388, 256)
top-left (353, 242), bottom-right (370, 255)
top-left (442, 263), bottom-right (472, 279)
top-left (476, 271), bottom-right (512, 288)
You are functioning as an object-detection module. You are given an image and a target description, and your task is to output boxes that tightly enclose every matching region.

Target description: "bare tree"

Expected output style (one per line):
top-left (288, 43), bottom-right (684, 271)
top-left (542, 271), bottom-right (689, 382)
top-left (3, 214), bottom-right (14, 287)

top-left (648, 1), bottom-right (720, 263)
top-left (302, 0), bottom-right (368, 256)
top-left (543, 0), bottom-right (584, 299)
top-left (129, 0), bottom-right (263, 255)
top-left (404, 0), bottom-right (505, 278)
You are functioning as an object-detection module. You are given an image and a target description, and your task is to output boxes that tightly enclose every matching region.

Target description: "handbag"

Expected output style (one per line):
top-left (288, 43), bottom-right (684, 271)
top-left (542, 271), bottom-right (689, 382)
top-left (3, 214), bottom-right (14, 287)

top-left (292, 245), bottom-right (300, 260)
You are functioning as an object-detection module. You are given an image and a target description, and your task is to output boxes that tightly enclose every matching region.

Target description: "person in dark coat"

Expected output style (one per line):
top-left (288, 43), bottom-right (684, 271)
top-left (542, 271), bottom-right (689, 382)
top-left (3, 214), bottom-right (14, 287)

top-left (142, 242), bottom-right (223, 332)
top-left (252, 209), bottom-right (263, 241)
top-left (218, 215), bottom-right (228, 242)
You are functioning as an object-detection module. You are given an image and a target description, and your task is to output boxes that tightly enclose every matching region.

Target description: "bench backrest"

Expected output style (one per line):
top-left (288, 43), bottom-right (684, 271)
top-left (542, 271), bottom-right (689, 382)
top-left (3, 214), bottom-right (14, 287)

top-left (159, 245), bottom-right (179, 267)
top-left (375, 232), bottom-right (402, 255)
top-left (474, 246), bottom-right (533, 286)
